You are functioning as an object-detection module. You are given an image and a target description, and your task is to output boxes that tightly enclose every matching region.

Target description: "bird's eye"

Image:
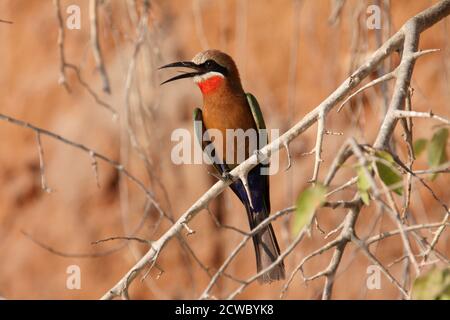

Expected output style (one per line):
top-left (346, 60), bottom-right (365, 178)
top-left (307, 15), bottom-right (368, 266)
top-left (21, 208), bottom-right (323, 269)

top-left (204, 60), bottom-right (214, 69)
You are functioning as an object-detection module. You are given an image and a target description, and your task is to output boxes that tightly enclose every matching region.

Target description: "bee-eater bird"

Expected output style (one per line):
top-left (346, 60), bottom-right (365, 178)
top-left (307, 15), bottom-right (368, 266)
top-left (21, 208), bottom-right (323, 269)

top-left (160, 50), bottom-right (285, 283)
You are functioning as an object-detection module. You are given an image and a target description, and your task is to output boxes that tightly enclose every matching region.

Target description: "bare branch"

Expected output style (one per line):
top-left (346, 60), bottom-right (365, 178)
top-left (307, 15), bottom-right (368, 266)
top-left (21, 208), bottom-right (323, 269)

top-left (53, 0), bottom-right (70, 92)
top-left (65, 64), bottom-right (117, 116)
top-left (200, 207), bottom-right (296, 299)
top-left (283, 142), bottom-right (292, 171)
top-left (89, 0), bottom-right (111, 94)
top-left (36, 133), bottom-right (52, 193)
top-left (53, 0), bottom-right (116, 115)
top-left (338, 70), bottom-right (396, 112)
top-left (309, 111), bottom-right (325, 183)
top-left (365, 222), bottom-right (450, 245)
top-left (0, 112), bottom-right (167, 222)
top-left (394, 110), bottom-right (450, 126)
top-left (92, 236), bottom-right (151, 245)
top-left (351, 235), bottom-right (410, 299)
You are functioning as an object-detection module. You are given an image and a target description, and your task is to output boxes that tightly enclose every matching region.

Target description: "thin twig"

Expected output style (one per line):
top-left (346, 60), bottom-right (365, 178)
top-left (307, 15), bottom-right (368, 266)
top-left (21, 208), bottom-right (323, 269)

top-left (0, 112), bottom-right (166, 221)
top-left (310, 111), bottom-right (325, 183)
top-left (36, 133), bottom-right (52, 193)
top-left (394, 110), bottom-right (450, 126)
top-left (89, 0), bottom-right (111, 93)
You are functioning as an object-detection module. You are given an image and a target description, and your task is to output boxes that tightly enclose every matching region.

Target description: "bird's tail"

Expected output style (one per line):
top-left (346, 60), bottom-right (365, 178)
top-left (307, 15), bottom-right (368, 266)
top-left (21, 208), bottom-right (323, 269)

top-left (246, 206), bottom-right (285, 283)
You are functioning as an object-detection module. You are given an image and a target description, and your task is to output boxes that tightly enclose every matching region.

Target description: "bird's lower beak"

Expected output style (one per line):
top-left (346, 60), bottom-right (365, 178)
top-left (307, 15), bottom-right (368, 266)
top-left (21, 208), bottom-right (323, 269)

top-left (159, 61), bottom-right (202, 85)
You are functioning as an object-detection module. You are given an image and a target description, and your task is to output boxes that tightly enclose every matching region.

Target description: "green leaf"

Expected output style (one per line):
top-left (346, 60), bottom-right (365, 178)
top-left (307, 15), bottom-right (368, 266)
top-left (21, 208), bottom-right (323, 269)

top-left (357, 166), bottom-right (371, 190)
top-left (374, 151), bottom-right (403, 196)
top-left (292, 184), bottom-right (327, 235)
top-left (413, 139), bottom-right (427, 158)
top-left (360, 190), bottom-right (370, 206)
top-left (357, 166), bottom-right (371, 205)
top-left (427, 128), bottom-right (449, 180)
top-left (412, 267), bottom-right (450, 300)
top-left (376, 150), bottom-right (395, 163)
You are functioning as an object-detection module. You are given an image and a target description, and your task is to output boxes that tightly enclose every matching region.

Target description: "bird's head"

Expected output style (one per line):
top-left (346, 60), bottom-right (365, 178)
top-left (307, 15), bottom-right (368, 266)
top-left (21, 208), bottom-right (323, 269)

top-left (160, 50), bottom-right (243, 95)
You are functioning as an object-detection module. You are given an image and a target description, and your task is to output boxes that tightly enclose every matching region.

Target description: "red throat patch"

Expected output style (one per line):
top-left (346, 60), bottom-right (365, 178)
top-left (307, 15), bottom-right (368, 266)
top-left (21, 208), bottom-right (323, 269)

top-left (197, 76), bottom-right (224, 94)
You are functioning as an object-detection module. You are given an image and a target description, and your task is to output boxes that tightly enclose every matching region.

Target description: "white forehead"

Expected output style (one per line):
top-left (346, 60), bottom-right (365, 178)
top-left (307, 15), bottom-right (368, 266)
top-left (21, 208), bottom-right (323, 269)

top-left (192, 51), bottom-right (209, 65)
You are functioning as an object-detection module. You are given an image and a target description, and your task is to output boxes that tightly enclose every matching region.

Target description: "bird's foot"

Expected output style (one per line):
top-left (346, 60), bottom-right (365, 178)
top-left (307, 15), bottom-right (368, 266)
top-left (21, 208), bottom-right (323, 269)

top-left (207, 170), bottom-right (234, 182)
top-left (253, 149), bottom-right (262, 159)
top-left (253, 149), bottom-right (268, 164)
top-left (221, 171), bottom-right (233, 182)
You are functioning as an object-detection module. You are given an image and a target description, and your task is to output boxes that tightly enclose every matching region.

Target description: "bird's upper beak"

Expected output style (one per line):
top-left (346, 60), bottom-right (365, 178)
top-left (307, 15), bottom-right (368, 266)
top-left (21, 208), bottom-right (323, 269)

top-left (159, 61), bottom-right (202, 85)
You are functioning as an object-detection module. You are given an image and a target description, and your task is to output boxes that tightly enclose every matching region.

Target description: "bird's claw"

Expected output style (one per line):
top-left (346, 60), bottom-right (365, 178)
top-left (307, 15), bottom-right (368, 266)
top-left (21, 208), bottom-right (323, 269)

top-left (207, 170), bottom-right (234, 182)
top-left (221, 171), bottom-right (233, 182)
top-left (253, 149), bottom-right (262, 162)
top-left (253, 149), bottom-right (269, 164)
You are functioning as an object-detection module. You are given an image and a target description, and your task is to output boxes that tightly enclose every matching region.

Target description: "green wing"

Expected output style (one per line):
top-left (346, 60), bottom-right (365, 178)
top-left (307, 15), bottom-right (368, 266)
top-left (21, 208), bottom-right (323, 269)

top-left (193, 108), bottom-right (227, 175)
top-left (246, 93), bottom-right (266, 130)
top-left (246, 92), bottom-right (268, 146)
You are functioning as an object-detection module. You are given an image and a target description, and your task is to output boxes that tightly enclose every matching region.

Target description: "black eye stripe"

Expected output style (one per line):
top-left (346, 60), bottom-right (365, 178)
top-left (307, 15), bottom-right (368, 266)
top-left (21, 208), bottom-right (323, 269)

top-left (202, 59), bottom-right (228, 76)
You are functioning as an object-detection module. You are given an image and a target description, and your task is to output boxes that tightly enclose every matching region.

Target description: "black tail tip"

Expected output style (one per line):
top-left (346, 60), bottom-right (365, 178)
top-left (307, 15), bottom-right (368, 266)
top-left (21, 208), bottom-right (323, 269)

top-left (257, 263), bottom-right (286, 284)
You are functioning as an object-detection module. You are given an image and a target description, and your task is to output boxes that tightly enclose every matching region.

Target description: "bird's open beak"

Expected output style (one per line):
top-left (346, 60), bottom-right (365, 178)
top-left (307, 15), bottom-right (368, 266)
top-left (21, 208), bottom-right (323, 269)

top-left (159, 61), bottom-right (202, 85)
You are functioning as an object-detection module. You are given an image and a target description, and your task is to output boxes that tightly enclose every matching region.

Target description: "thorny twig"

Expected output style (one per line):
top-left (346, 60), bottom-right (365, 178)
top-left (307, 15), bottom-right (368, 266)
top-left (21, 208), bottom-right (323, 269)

top-left (53, 0), bottom-right (116, 115)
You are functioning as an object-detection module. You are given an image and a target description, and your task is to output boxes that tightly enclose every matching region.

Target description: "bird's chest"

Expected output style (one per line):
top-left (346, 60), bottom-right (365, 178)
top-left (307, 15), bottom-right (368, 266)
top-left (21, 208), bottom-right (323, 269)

top-left (203, 99), bottom-right (257, 166)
